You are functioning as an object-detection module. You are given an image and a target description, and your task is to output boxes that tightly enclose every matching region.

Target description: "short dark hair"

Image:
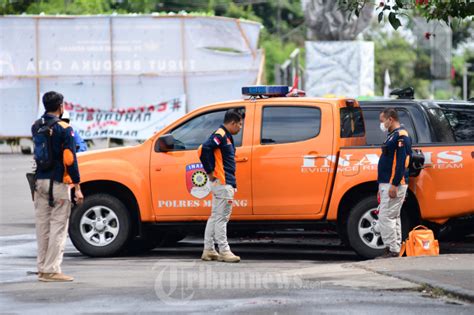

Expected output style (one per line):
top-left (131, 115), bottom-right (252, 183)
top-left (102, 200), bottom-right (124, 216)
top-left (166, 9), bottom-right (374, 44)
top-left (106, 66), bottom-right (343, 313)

top-left (224, 109), bottom-right (243, 124)
top-left (42, 91), bottom-right (64, 112)
top-left (381, 108), bottom-right (399, 121)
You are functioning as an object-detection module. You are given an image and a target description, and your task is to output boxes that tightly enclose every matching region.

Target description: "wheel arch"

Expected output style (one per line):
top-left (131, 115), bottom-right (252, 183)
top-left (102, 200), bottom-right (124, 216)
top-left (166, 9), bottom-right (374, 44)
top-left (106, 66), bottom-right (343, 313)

top-left (78, 180), bottom-right (142, 238)
top-left (336, 181), bottom-right (421, 242)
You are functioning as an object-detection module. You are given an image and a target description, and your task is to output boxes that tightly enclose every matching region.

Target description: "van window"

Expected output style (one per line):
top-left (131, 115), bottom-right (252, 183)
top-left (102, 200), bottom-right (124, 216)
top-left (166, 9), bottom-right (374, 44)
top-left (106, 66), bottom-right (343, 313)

top-left (362, 109), bottom-right (417, 145)
top-left (261, 106), bottom-right (321, 145)
top-left (340, 107), bottom-right (365, 138)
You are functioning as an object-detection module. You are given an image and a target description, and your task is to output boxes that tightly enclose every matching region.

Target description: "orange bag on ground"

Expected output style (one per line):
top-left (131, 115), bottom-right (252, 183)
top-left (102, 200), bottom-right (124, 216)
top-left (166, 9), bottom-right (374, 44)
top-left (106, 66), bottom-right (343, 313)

top-left (399, 225), bottom-right (440, 257)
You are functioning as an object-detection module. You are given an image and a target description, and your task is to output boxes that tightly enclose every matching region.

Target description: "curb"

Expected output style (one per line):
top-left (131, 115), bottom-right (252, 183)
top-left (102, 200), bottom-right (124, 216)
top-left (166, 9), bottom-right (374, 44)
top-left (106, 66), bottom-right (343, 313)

top-left (353, 264), bottom-right (474, 303)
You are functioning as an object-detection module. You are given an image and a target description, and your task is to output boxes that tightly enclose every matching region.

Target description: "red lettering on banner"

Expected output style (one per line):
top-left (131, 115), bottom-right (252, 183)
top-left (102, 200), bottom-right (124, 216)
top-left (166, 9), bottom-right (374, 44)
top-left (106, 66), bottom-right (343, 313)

top-left (157, 102), bottom-right (167, 112)
top-left (86, 120), bottom-right (119, 130)
top-left (64, 102), bottom-right (73, 111)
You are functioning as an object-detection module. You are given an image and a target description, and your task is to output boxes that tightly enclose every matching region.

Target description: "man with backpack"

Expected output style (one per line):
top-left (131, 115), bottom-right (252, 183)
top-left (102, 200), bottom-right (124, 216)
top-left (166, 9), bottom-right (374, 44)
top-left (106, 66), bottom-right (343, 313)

top-left (61, 110), bottom-right (87, 153)
top-left (31, 91), bottom-right (83, 282)
top-left (376, 108), bottom-right (413, 259)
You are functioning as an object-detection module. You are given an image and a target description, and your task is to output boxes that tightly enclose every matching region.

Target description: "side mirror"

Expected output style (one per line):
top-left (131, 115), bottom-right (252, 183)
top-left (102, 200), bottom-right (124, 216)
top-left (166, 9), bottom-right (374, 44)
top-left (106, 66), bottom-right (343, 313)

top-left (155, 134), bottom-right (175, 152)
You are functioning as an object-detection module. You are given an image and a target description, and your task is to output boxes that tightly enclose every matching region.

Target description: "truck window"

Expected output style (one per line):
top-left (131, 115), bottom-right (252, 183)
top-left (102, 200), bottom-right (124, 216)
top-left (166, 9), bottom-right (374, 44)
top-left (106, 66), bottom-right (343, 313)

top-left (426, 108), bottom-right (456, 143)
top-left (362, 109), bottom-right (418, 145)
top-left (440, 108), bottom-right (474, 142)
top-left (169, 108), bottom-right (244, 151)
top-left (261, 106), bottom-right (321, 144)
top-left (340, 107), bottom-right (365, 138)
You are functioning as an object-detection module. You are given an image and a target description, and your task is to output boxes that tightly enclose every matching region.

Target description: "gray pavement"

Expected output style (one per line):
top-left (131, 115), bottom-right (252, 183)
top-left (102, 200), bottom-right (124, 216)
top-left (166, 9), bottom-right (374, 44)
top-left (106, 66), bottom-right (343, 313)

top-left (353, 254), bottom-right (474, 302)
top-left (1, 153), bottom-right (473, 313)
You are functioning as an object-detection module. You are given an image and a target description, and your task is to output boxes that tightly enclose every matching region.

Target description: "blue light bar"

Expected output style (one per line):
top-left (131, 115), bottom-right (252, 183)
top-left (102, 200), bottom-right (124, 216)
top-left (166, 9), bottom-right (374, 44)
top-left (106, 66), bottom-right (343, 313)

top-left (242, 85), bottom-right (289, 97)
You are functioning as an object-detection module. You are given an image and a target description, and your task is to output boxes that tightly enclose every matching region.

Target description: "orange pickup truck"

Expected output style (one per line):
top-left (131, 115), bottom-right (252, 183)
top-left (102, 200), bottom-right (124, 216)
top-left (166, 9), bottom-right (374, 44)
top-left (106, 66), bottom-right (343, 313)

top-left (70, 87), bottom-right (474, 258)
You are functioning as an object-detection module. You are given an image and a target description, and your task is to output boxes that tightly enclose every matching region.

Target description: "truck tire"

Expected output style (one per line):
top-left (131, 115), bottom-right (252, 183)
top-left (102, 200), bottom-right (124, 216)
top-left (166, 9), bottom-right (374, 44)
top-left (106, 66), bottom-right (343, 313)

top-left (346, 195), bottom-right (412, 259)
top-left (69, 194), bottom-right (131, 257)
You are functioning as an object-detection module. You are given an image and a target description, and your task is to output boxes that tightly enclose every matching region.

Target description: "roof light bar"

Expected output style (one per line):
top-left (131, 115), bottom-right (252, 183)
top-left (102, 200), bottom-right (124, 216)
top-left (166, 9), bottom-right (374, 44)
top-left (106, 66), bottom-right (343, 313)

top-left (242, 85), bottom-right (289, 97)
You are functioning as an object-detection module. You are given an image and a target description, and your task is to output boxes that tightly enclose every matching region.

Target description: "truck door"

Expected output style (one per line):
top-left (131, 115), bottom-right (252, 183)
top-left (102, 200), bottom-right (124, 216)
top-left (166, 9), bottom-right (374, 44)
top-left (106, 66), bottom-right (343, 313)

top-left (150, 105), bottom-right (253, 217)
top-left (412, 107), bottom-right (474, 220)
top-left (251, 102), bottom-right (334, 215)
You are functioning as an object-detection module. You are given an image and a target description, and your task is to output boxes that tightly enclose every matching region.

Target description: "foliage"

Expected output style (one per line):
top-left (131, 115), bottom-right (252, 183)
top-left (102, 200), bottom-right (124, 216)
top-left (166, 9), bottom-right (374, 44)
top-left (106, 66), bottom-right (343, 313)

top-left (364, 29), bottom-right (432, 98)
top-left (338, 0), bottom-right (473, 30)
top-left (260, 31), bottom-right (301, 84)
top-left (452, 50), bottom-right (474, 99)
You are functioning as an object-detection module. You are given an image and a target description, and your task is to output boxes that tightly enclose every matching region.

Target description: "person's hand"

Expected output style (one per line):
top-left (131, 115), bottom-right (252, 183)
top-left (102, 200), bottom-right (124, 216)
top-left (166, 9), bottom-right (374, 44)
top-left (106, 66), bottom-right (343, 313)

top-left (389, 185), bottom-right (398, 198)
top-left (75, 188), bottom-right (84, 205)
top-left (207, 173), bottom-right (216, 182)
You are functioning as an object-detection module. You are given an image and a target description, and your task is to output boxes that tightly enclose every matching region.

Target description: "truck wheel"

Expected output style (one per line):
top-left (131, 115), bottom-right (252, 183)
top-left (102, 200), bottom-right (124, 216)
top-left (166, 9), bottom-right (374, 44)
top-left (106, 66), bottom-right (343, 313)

top-left (69, 194), bottom-right (131, 257)
top-left (347, 195), bottom-right (415, 259)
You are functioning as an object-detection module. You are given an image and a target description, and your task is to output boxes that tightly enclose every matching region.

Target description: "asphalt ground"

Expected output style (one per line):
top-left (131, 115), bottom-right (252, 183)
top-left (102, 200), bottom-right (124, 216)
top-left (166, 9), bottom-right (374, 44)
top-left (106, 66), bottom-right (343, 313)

top-left (1, 153), bottom-right (473, 314)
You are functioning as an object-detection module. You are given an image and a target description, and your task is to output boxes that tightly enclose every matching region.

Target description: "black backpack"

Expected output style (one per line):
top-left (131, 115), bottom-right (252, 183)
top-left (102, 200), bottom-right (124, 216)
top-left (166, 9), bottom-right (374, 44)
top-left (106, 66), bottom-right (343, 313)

top-left (33, 117), bottom-right (60, 171)
top-left (409, 149), bottom-right (425, 177)
top-left (32, 116), bottom-right (60, 206)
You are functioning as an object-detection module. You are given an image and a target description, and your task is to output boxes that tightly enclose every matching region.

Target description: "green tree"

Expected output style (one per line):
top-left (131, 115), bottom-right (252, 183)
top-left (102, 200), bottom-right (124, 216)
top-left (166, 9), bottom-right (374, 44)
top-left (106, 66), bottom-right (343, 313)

top-left (452, 50), bottom-right (474, 99)
top-left (338, 0), bottom-right (473, 30)
top-left (24, 0), bottom-right (111, 15)
top-left (364, 30), bottom-right (431, 98)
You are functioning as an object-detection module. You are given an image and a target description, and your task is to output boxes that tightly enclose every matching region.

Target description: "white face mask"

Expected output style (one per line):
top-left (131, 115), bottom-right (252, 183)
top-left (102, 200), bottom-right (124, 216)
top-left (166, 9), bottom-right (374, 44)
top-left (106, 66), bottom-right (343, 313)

top-left (380, 122), bottom-right (388, 133)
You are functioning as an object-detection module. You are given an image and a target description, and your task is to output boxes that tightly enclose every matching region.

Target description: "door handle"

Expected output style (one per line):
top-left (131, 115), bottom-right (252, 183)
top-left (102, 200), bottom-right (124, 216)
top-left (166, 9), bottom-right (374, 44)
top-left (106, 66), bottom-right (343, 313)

top-left (236, 157), bottom-right (249, 162)
top-left (155, 167), bottom-right (162, 171)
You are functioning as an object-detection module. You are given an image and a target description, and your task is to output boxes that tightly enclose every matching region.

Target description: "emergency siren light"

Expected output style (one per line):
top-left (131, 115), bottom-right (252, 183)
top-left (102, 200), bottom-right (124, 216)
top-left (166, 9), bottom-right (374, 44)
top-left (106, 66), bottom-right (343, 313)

top-left (242, 85), bottom-right (289, 97)
top-left (242, 85), bottom-right (306, 98)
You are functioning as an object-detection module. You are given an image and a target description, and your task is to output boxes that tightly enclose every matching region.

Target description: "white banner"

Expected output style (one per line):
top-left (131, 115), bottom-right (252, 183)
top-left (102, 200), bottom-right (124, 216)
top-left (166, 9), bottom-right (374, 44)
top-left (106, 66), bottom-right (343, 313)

top-left (64, 95), bottom-right (186, 140)
top-left (0, 16), bottom-right (263, 137)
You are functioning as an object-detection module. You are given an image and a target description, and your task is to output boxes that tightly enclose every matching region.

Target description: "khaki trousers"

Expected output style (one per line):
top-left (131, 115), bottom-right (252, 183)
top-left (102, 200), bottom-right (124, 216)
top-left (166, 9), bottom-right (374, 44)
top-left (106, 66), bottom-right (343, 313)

top-left (378, 183), bottom-right (408, 253)
top-left (204, 181), bottom-right (235, 252)
top-left (34, 179), bottom-right (71, 274)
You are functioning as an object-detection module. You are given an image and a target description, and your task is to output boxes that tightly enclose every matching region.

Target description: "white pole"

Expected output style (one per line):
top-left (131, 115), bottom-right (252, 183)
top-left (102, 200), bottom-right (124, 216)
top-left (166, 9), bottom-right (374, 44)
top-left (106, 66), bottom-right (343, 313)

top-left (463, 64), bottom-right (468, 101)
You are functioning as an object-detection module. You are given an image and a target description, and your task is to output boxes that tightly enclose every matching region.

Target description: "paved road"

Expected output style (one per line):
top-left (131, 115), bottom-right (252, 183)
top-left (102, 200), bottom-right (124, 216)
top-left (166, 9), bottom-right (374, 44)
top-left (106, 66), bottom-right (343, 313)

top-left (1, 154), bottom-right (473, 313)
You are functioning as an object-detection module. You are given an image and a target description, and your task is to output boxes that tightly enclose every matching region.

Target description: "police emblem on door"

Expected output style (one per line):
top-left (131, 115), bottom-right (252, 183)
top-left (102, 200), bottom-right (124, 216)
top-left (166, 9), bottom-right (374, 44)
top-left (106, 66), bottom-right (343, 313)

top-left (186, 163), bottom-right (211, 199)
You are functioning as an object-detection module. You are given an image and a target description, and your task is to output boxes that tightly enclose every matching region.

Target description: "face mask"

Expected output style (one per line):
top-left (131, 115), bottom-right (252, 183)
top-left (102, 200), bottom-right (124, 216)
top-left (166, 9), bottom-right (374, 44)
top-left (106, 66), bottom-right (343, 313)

top-left (380, 122), bottom-right (388, 133)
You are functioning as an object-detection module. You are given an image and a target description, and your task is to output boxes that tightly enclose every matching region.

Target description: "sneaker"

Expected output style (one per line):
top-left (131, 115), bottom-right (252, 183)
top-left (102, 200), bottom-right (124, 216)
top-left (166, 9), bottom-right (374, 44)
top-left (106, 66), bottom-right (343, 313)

top-left (201, 249), bottom-right (219, 261)
top-left (375, 248), bottom-right (399, 259)
top-left (217, 251), bottom-right (240, 263)
top-left (39, 273), bottom-right (74, 282)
